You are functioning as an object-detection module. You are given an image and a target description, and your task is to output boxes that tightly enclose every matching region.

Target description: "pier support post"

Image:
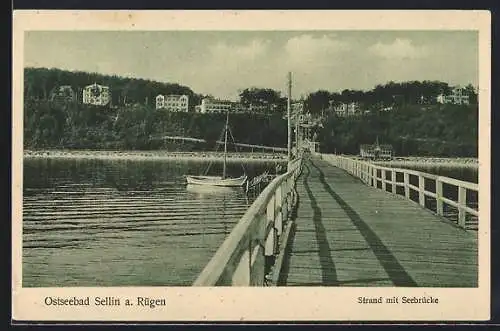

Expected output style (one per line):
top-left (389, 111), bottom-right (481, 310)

top-left (436, 180), bottom-right (444, 216)
top-left (418, 176), bottom-right (425, 207)
top-left (458, 186), bottom-right (467, 228)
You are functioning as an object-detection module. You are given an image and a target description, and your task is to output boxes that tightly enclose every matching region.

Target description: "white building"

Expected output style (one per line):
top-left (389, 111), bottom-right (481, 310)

top-left (198, 98), bottom-right (235, 113)
top-left (156, 94), bottom-right (189, 112)
top-left (291, 101), bottom-right (304, 114)
top-left (248, 104), bottom-right (269, 113)
top-left (437, 86), bottom-right (470, 105)
top-left (82, 83), bottom-right (110, 106)
top-left (334, 102), bottom-right (360, 117)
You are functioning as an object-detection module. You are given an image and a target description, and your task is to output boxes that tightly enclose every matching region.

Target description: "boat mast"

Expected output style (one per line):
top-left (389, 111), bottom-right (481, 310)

top-left (287, 72), bottom-right (292, 164)
top-left (222, 112), bottom-right (229, 179)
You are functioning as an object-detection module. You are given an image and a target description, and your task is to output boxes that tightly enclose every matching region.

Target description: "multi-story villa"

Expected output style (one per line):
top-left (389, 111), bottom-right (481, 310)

top-left (334, 102), bottom-right (360, 117)
top-left (82, 83), bottom-right (111, 106)
top-left (50, 85), bottom-right (76, 104)
top-left (155, 94), bottom-right (189, 112)
top-left (437, 86), bottom-right (470, 105)
top-left (282, 101), bottom-right (304, 119)
top-left (247, 103), bottom-right (276, 113)
top-left (198, 98), bottom-right (236, 114)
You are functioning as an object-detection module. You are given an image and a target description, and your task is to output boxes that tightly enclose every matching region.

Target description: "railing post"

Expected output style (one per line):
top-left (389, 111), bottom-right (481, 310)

top-left (381, 169), bottom-right (386, 191)
top-left (282, 185), bottom-right (289, 223)
top-left (458, 186), bottom-right (467, 228)
top-left (275, 186), bottom-right (283, 236)
top-left (404, 172), bottom-right (410, 198)
top-left (291, 164), bottom-right (298, 209)
top-left (231, 246), bottom-right (251, 286)
top-left (249, 213), bottom-right (266, 286)
top-left (436, 179), bottom-right (443, 216)
top-left (391, 170), bottom-right (396, 194)
top-left (285, 176), bottom-right (294, 218)
top-left (265, 195), bottom-right (276, 256)
top-left (418, 176), bottom-right (425, 207)
top-left (371, 166), bottom-right (375, 187)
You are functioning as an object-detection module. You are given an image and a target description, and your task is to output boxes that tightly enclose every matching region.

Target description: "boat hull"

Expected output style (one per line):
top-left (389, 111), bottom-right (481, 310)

top-left (186, 184), bottom-right (242, 197)
top-left (186, 175), bottom-right (247, 187)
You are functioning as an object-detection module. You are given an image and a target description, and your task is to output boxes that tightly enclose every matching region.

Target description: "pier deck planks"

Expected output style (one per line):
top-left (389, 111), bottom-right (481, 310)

top-left (280, 158), bottom-right (478, 287)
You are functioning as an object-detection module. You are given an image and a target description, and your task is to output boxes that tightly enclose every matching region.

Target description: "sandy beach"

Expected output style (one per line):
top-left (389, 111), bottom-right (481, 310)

top-left (23, 149), bottom-right (288, 163)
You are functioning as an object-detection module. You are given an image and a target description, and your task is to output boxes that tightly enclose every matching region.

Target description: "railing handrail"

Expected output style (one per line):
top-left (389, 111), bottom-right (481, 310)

top-left (321, 154), bottom-right (478, 229)
top-left (332, 155), bottom-right (478, 191)
top-left (193, 157), bottom-right (302, 286)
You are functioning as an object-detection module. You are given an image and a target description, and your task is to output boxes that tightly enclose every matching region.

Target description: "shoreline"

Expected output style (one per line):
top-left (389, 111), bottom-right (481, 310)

top-left (23, 150), bottom-right (479, 167)
top-left (23, 149), bottom-right (288, 163)
top-left (373, 158), bottom-right (478, 169)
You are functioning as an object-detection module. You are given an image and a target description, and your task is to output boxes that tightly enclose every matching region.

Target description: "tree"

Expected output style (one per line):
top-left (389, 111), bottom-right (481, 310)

top-left (305, 90), bottom-right (331, 115)
top-left (239, 87), bottom-right (283, 113)
top-left (464, 84), bottom-right (478, 104)
top-left (23, 68), bottom-right (478, 157)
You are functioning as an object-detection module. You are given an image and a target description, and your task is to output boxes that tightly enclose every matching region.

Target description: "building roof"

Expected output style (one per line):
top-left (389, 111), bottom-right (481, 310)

top-left (164, 94), bottom-right (188, 98)
top-left (85, 82), bottom-right (108, 88)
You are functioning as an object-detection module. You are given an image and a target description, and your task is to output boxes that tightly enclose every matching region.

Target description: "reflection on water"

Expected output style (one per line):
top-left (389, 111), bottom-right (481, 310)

top-left (186, 184), bottom-right (247, 200)
top-left (22, 157), bottom-right (277, 287)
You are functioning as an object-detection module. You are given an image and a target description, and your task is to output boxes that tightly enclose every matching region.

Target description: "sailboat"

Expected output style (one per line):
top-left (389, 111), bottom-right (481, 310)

top-left (186, 113), bottom-right (248, 187)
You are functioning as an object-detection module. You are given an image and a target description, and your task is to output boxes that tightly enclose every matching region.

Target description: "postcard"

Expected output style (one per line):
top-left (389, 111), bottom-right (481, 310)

top-left (12, 10), bottom-right (491, 322)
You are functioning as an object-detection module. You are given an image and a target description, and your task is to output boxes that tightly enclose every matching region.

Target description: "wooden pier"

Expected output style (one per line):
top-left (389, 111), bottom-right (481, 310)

top-left (194, 154), bottom-right (478, 287)
top-left (279, 157), bottom-right (478, 287)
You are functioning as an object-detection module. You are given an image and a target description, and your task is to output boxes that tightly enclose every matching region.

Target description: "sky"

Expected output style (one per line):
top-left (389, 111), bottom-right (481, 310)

top-left (24, 31), bottom-right (478, 101)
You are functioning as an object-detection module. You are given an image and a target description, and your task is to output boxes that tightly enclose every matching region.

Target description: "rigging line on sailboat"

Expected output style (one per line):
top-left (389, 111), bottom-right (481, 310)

top-left (227, 125), bottom-right (247, 175)
top-left (203, 123), bottom-right (226, 176)
top-left (222, 113), bottom-right (229, 179)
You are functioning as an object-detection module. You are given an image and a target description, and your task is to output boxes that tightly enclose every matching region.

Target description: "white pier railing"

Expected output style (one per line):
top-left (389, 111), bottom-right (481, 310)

top-left (321, 154), bottom-right (479, 230)
top-left (193, 157), bottom-right (302, 286)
